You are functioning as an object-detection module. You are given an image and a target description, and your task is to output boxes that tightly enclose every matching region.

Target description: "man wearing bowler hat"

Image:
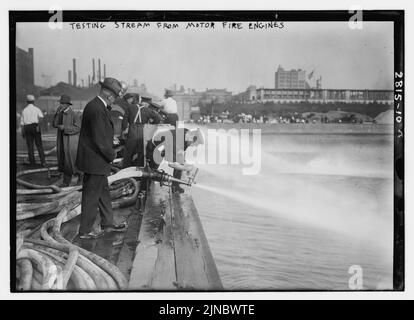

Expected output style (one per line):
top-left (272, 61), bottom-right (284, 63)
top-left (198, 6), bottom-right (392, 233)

top-left (76, 77), bottom-right (127, 239)
top-left (52, 95), bottom-right (82, 187)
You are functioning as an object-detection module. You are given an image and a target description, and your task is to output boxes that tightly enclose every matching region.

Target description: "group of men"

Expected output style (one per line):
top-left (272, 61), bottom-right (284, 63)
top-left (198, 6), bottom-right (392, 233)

top-left (20, 77), bottom-right (182, 240)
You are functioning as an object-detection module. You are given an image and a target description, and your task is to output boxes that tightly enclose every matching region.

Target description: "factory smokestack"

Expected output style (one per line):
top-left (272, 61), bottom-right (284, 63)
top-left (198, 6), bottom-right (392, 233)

top-left (68, 70), bottom-right (72, 85)
top-left (72, 58), bottom-right (77, 87)
top-left (92, 59), bottom-right (95, 84)
top-left (98, 59), bottom-right (101, 82)
top-left (104, 64), bottom-right (106, 78)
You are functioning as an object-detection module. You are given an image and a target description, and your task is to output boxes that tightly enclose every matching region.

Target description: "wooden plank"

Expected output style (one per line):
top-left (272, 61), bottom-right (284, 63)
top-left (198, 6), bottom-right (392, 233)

top-left (129, 183), bottom-right (223, 290)
top-left (149, 193), bottom-right (177, 290)
top-left (171, 193), bottom-right (223, 290)
top-left (179, 194), bottom-right (223, 290)
top-left (115, 208), bottom-right (142, 279)
top-left (128, 183), bottom-right (176, 290)
top-left (128, 184), bottom-right (162, 289)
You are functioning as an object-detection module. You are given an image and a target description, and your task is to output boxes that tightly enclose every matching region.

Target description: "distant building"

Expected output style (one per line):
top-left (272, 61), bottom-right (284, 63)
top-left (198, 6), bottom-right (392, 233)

top-left (16, 47), bottom-right (35, 111)
top-left (170, 87), bottom-right (203, 121)
top-left (237, 87), bottom-right (393, 105)
top-left (275, 65), bottom-right (308, 89)
top-left (164, 86), bottom-right (231, 120)
top-left (233, 85), bottom-right (257, 103)
top-left (200, 88), bottom-right (232, 104)
top-left (316, 76), bottom-right (322, 89)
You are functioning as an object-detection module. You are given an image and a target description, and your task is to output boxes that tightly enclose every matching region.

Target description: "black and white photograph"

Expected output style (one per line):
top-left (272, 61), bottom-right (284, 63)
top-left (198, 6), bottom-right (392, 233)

top-left (9, 8), bottom-right (405, 296)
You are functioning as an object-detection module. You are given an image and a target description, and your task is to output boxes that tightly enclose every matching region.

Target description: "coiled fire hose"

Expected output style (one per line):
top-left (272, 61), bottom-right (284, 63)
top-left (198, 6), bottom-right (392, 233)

top-left (17, 167), bottom-right (62, 194)
top-left (16, 164), bottom-right (193, 290)
top-left (16, 167), bottom-right (140, 290)
top-left (17, 194), bottom-right (130, 290)
top-left (16, 167), bottom-right (139, 220)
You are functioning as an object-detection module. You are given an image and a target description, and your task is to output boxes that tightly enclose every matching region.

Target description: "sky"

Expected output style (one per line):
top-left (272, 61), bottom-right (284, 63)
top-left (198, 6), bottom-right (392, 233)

top-left (16, 21), bottom-right (394, 96)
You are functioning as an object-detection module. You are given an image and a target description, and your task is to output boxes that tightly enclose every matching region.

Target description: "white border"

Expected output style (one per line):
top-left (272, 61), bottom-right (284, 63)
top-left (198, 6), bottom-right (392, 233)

top-left (1, 0), bottom-right (413, 300)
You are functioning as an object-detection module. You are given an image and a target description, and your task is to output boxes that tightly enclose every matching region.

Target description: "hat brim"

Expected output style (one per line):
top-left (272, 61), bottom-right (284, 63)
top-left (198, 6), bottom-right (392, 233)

top-left (100, 81), bottom-right (122, 97)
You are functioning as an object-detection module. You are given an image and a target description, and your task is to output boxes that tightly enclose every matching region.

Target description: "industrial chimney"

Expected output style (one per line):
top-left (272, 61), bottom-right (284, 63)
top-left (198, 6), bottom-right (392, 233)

top-left (72, 58), bottom-right (77, 87)
top-left (104, 64), bottom-right (106, 78)
top-left (92, 59), bottom-right (96, 84)
top-left (68, 70), bottom-right (72, 85)
top-left (98, 59), bottom-right (101, 82)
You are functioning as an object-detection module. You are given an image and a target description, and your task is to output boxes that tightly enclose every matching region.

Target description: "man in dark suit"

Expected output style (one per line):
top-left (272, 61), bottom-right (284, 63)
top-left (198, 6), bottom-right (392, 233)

top-left (76, 77), bottom-right (127, 239)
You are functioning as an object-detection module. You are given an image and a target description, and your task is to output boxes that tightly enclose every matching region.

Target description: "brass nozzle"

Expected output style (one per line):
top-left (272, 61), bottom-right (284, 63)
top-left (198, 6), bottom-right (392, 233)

top-left (167, 176), bottom-right (191, 186)
top-left (187, 168), bottom-right (199, 186)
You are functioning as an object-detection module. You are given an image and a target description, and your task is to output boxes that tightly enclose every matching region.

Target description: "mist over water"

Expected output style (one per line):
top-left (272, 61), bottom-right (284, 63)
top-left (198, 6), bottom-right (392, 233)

top-left (189, 129), bottom-right (393, 290)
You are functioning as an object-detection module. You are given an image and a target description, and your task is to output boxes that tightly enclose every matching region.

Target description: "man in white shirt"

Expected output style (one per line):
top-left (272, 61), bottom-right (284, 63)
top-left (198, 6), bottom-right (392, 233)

top-left (158, 89), bottom-right (179, 127)
top-left (20, 95), bottom-right (46, 166)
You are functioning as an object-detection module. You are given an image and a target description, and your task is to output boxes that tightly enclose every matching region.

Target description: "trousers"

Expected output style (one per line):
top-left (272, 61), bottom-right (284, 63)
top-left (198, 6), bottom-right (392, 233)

top-left (123, 124), bottom-right (144, 168)
top-left (79, 173), bottom-right (114, 234)
top-left (23, 123), bottom-right (45, 164)
top-left (165, 113), bottom-right (179, 127)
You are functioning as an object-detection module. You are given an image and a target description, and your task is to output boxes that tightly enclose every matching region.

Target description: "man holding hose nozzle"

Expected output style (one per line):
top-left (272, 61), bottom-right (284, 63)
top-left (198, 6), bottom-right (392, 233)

top-left (76, 77), bottom-right (127, 240)
top-left (147, 126), bottom-right (204, 193)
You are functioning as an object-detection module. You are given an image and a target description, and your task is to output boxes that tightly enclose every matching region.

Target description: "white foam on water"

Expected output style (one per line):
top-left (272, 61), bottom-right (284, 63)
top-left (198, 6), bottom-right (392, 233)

top-left (194, 178), bottom-right (392, 252)
top-left (188, 127), bottom-right (393, 289)
top-left (193, 146), bottom-right (392, 249)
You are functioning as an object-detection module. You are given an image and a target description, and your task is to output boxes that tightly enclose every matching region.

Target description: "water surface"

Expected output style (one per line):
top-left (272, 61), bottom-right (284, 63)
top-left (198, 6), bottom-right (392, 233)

top-left (189, 129), bottom-right (393, 290)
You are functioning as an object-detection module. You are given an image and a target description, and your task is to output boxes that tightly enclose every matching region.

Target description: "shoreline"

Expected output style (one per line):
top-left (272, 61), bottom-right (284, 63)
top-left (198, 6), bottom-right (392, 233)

top-left (193, 123), bottom-right (393, 135)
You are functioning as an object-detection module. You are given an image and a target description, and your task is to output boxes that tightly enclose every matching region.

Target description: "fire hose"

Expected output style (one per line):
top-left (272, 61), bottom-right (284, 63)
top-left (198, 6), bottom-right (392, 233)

top-left (16, 165), bottom-right (197, 290)
top-left (17, 196), bottom-right (131, 289)
top-left (16, 168), bottom-right (140, 290)
top-left (17, 167), bottom-right (62, 193)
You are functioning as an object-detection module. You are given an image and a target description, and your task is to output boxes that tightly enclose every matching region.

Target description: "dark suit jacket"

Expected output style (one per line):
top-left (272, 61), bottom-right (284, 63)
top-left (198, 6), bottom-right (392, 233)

top-left (76, 97), bottom-right (115, 175)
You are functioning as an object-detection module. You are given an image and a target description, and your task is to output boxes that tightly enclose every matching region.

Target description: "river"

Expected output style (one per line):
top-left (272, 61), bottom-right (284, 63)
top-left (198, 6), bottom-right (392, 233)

top-left (188, 125), bottom-right (393, 290)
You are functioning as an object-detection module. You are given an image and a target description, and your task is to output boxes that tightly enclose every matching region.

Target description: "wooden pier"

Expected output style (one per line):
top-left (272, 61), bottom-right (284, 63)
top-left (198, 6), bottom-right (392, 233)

top-left (128, 183), bottom-right (223, 290)
top-left (17, 162), bottom-right (223, 291)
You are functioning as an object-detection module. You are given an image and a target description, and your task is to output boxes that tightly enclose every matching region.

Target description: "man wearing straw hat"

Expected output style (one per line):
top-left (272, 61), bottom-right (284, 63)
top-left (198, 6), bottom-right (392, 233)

top-left (20, 94), bottom-right (46, 167)
top-left (152, 89), bottom-right (179, 127)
